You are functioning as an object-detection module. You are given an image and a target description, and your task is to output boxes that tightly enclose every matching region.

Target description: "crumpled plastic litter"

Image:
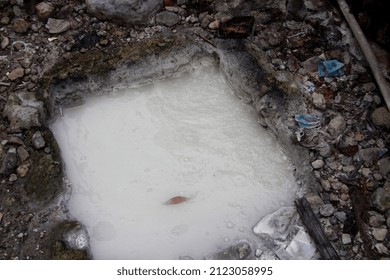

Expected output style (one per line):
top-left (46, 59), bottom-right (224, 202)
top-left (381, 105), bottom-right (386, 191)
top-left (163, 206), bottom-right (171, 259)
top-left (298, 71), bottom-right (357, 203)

top-left (295, 114), bottom-right (321, 128)
top-left (318, 60), bottom-right (344, 77)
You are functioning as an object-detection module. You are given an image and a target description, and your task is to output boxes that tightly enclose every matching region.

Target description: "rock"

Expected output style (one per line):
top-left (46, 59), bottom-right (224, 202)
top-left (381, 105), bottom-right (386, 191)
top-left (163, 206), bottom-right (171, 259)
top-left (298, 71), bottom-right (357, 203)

top-left (200, 13), bottom-right (213, 28)
top-left (361, 167), bottom-right (372, 177)
top-left (63, 226), bottom-right (89, 251)
top-left (45, 18), bottom-right (70, 34)
top-left (17, 146), bottom-right (30, 162)
top-left (369, 212), bottom-right (386, 227)
top-left (334, 211), bottom-right (347, 222)
top-left (0, 212), bottom-right (3, 224)
top-left (0, 148), bottom-right (18, 175)
top-left (13, 18), bottom-right (30, 33)
top-left (387, 216), bottom-right (390, 228)
top-left (378, 157), bottom-right (390, 177)
top-left (156, 11), bottom-right (181, 27)
top-left (371, 187), bottom-right (390, 213)
top-left (3, 91), bottom-right (44, 131)
top-left (311, 159), bottom-right (324, 169)
top-left (1, 36), bottom-right (9, 49)
top-left (312, 92), bottom-right (326, 110)
top-left (9, 173), bottom-right (17, 182)
top-left (253, 206), bottom-right (297, 241)
top-left (35, 2), bottom-right (55, 20)
top-left (327, 114), bottom-right (346, 138)
top-left (341, 233), bottom-right (351, 244)
top-left (319, 204), bottom-right (335, 217)
top-left (7, 68), bottom-right (25, 81)
top-left (372, 228), bottom-right (388, 241)
top-left (86, 0), bottom-right (162, 25)
top-left (165, 6), bottom-right (186, 16)
top-left (305, 193), bottom-right (323, 213)
top-left (32, 131), bottom-right (46, 149)
top-left (375, 243), bottom-right (389, 255)
top-left (208, 20), bottom-right (220, 30)
top-left (177, 0), bottom-right (188, 4)
top-left (359, 148), bottom-right (382, 166)
top-left (16, 163), bottom-right (29, 178)
top-left (205, 240), bottom-right (252, 260)
top-left (372, 107), bottom-right (390, 128)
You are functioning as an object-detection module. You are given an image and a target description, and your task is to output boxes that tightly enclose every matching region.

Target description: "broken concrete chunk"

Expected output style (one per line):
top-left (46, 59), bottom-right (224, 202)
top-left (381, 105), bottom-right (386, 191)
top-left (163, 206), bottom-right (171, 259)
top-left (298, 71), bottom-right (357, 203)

top-left (253, 206), bottom-right (297, 241)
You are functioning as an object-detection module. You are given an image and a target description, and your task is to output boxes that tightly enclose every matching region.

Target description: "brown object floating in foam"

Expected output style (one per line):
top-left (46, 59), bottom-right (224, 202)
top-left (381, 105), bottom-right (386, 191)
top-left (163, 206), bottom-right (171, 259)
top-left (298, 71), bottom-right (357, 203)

top-left (164, 196), bottom-right (190, 205)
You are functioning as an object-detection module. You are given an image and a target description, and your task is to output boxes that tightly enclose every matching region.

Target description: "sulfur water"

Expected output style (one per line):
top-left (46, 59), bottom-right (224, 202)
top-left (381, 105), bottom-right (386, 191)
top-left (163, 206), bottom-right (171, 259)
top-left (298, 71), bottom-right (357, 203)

top-left (50, 66), bottom-right (298, 259)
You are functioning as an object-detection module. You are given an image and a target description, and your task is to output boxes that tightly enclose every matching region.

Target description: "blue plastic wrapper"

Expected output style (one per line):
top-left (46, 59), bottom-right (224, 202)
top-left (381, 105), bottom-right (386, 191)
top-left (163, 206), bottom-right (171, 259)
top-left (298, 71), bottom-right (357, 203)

top-left (295, 114), bottom-right (321, 129)
top-left (318, 60), bottom-right (344, 77)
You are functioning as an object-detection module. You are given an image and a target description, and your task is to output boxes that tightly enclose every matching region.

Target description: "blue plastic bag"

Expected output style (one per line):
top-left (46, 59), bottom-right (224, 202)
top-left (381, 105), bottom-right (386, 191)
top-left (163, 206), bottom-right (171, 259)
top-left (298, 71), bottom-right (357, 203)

top-left (295, 114), bottom-right (321, 128)
top-left (318, 60), bottom-right (344, 77)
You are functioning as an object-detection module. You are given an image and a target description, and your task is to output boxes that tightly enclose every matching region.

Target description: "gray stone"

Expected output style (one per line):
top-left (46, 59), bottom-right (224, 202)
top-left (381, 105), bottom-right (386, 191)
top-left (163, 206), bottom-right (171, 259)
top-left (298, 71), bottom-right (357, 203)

top-left (205, 240), bottom-right (252, 260)
top-left (371, 187), bottom-right (390, 213)
top-left (334, 211), bottom-right (347, 223)
top-left (327, 114), bottom-right (346, 138)
top-left (311, 159), bottom-right (324, 169)
top-left (253, 206), bottom-right (297, 241)
top-left (341, 233), bottom-right (351, 244)
top-left (7, 68), bottom-right (25, 81)
top-left (378, 157), bottom-right (390, 177)
top-left (305, 193), bottom-right (323, 213)
top-left (63, 226), bottom-right (89, 251)
top-left (9, 173), bottom-right (17, 182)
top-left (45, 18), bottom-right (70, 34)
top-left (156, 11), bottom-right (180, 27)
top-left (319, 204), bottom-right (335, 217)
top-left (372, 107), bottom-right (390, 128)
top-left (375, 243), bottom-right (389, 255)
top-left (86, 0), bottom-right (162, 25)
top-left (32, 131), bottom-right (46, 150)
top-left (312, 92), bottom-right (326, 110)
top-left (0, 148), bottom-right (18, 175)
top-left (177, 0), bottom-right (188, 5)
top-left (1, 36), bottom-right (9, 50)
top-left (369, 212), bottom-right (386, 227)
top-left (12, 18), bottom-right (30, 33)
top-left (359, 148), bottom-right (382, 166)
top-left (35, 2), bottom-right (55, 19)
top-left (0, 212), bottom-right (3, 224)
top-left (3, 91), bottom-right (44, 131)
top-left (387, 216), bottom-right (390, 228)
top-left (372, 228), bottom-right (388, 241)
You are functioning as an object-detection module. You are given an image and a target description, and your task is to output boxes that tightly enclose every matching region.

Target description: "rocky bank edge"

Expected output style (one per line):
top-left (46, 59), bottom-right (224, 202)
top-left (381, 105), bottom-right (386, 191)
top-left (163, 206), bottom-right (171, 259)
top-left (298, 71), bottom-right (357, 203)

top-left (0, 0), bottom-right (389, 259)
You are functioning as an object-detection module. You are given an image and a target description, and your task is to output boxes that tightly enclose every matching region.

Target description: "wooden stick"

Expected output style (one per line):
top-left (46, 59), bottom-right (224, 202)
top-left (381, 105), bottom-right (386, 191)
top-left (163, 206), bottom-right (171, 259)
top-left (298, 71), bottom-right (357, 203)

top-left (337, 0), bottom-right (390, 111)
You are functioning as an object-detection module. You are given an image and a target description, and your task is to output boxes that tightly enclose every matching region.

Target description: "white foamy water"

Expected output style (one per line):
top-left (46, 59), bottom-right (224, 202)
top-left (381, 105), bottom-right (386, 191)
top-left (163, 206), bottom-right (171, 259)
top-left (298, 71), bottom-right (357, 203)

top-left (51, 66), bottom-right (298, 259)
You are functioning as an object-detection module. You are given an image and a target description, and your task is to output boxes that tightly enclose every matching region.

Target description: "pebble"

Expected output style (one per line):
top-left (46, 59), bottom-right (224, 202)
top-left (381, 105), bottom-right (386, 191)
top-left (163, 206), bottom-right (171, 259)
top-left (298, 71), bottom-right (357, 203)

top-left (0, 212), bottom-right (3, 224)
top-left (1, 36), bottom-right (9, 49)
top-left (16, 164), bottom-right (29, 178)
top-left (341, 233), bottom-right (352, 244)
top-left (155, 11), bottom-right (181, 27)
top-left (311, 159), bottom-right (324, 169)
top-left (13, 18), bottom-right (30, 33)
top-left (35, 2), bottom-right (55, 19)
top-left (45, 18), bottom-right (71, 34)
top-left (342, 165), bottom-right (355, 172)
top-left (312, 92), bottom-right (326, 110)
top-left (377, 157), bottom-right (390, 177)
top-left (369, 212), bottom-right (386, 227)
top-left (334, 211), bottom-right (347, 222)
top-left (361, 168), bottom-right (372, 177)
top-left (7, 68), bottom-right (25, 81)
top-left (320, 203), bottom-right (335, 217)
top-left (372, 228), bottom-right (388, 241)
top-left (375, 243), bottom-right (389, 255)
top-left (371, 187), bottom-right (390, 213)
top-left (327, 114), bottom-right (346, 138)
top-left (9, 173), bottom-right (17, 182)
top-left (17, 146), bottom-right (29, 162)
top-left (208, 20), bottom-right (220, 30)
top-left (32, 131), bottom-right (46, 149)
top-left (371, 107), bottom-right (390, 128)
top-left (17, 233), bottom-right (24, 238)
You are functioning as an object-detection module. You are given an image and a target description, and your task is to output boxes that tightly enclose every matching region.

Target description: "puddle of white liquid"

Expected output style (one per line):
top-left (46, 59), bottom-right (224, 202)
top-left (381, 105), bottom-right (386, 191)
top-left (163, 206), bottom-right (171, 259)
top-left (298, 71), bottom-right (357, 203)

top-left (50, 65), bottom-right (298, 259)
